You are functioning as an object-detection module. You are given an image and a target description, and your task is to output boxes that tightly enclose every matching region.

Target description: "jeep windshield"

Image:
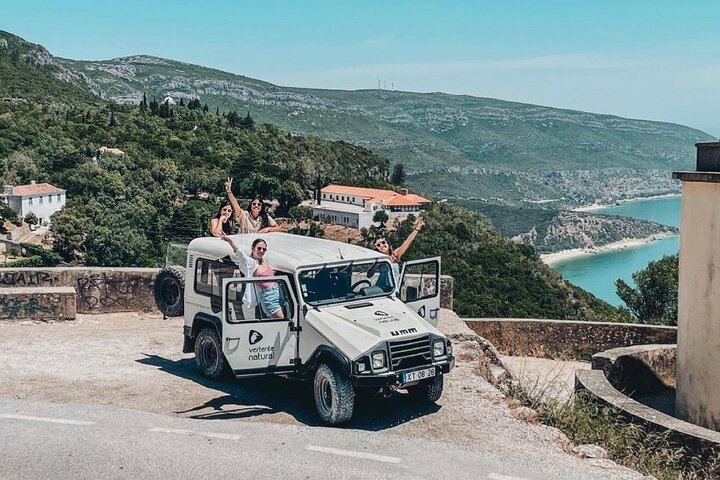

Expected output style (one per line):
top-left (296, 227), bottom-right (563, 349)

top-left (298, 260), bottom-right (396, 306)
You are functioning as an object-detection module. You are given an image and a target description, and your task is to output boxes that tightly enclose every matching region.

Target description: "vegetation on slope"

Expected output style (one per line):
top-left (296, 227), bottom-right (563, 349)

top-left (0, 28), bottom-right (634, 321)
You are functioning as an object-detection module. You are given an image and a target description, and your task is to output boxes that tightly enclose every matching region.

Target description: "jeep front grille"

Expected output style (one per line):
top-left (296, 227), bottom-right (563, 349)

top-left (389, 335), bottom-right (432, 371)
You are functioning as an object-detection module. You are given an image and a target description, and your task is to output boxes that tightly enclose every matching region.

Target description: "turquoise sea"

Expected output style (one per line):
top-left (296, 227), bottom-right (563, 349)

top-left (552, 196), bottom-right (681, 306)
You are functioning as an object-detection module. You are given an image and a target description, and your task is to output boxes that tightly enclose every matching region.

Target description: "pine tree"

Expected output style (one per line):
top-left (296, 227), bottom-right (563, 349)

top-left (242, 110), bottom-right (255, 129)
top-left (215, 106), bottom-right (220, 116)
top-left (203, 103), bottom-right (209, 113)
top-left (179, 97), bottom-right (185, 107)
top-left (108, 111), bottom-right (116, 127)
top-left (391, 163), bottom-right (406, 185)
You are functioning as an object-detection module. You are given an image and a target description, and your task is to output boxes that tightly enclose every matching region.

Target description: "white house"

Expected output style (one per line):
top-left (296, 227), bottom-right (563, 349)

top-left (2, 182), bottom-right (67, 225)
top-left (312, 184), bottom-right (431, 230)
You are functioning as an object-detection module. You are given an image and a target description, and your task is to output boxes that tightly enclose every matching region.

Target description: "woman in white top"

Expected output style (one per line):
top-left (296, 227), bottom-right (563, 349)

top-left (221, 235), bottom-right (284, 319)
top-left (225, 178), bottom-right (282, 234)
top-left (374, 216), bottom-right (425, 284)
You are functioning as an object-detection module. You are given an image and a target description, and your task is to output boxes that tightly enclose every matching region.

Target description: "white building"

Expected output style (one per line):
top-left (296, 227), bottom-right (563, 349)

top-left (2, 182), bottom-right (67, 225)
top-left (312, 184), bottom-right (431, 230)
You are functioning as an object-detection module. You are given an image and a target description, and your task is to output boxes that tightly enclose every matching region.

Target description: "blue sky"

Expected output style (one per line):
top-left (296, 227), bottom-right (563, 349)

top-left (2, 0), bottom-right (718, 134)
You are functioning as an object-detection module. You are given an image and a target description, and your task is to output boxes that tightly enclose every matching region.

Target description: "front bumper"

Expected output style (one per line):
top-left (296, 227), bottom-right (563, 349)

top-left (350, 356), bottom-right (455, 388)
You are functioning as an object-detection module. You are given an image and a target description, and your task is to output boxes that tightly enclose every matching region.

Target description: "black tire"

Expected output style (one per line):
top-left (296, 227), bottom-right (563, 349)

top-left (313, 363), bottom-right (355, 425)
top-left (194, 327), bottom-right (227, 379)
top-left (407, 374), bottom-right (444, 403)
top-left (153, 266), bottom-right (185, 317)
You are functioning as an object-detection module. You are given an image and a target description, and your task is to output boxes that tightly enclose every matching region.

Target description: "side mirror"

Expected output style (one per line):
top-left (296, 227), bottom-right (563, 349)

top-left (302, 304), bottom-right (308, 317)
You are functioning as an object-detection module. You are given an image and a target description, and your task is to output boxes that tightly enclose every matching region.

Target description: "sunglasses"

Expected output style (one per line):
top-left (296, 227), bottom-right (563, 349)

top-left (375, 240), bottom-right (387, 247)
top-left (222, 208), bottom-right (232, 212)
top-left (251, 202), bottom-right (262, 207)
top-left (255, 246), bottom-right (267, 252)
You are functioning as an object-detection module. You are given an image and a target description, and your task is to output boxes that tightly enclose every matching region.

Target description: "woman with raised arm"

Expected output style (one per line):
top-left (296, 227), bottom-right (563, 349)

top-left (221, 235), bottom-right (284, 319)
top-left (374, 215), bottom-right (425, 284)
top-left (224, 177), bottom-right (282, 234)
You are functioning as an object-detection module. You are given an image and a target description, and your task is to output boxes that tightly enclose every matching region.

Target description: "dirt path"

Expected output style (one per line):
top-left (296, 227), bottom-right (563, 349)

top-left (0, 311), bottom-right (644, 478)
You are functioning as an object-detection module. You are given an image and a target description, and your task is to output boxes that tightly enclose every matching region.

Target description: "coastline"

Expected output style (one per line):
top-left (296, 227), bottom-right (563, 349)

top-left (572, 193), bottom-right (681, 213)
top-left (540, 231), bottom-right (677, 266)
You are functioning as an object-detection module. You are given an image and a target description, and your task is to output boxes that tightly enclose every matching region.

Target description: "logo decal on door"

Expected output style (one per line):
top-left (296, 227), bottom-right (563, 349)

top-left (249, 330), bottom-right (263, 345)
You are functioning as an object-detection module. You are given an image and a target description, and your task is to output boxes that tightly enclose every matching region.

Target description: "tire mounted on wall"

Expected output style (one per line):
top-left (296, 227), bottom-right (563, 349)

top-left (153, 266), bottom-right (185, 317)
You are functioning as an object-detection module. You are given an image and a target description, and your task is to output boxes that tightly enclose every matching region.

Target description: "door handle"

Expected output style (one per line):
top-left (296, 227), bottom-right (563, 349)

top-left (226, 337), bottom-right (241, 341)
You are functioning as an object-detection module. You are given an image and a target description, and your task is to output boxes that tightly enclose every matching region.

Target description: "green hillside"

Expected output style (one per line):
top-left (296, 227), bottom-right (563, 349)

top-left (0, 30), bottom-right (633, 321)
top-left (46, 39), bottom-right (714, 204)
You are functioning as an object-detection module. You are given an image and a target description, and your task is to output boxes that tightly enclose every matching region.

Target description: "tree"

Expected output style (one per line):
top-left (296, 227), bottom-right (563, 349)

top-left (373, 209), bottom-right (389, 228)
top-left (23, 212), bottom-right (38, 227)
top-left (276, 181), bottom-right (306, 216)
top-left (166, 200), bottom-right (213, 242)
top-left (391, 163), bottom-right (406, 185)
top-left (179, 98), bottom-right (185, 107)
top-left (615, 254), bottom-right (679, 325)
top-left (242, 110), bottom-right (255, 129)
top-left (288, 205), bottom-right (313, 223)
top-left (203, 103), bottom-right (209, 113)
top-left (215, 106), bottom-right (220, 116)
top-left (108, 111), bottom-right (116, 127)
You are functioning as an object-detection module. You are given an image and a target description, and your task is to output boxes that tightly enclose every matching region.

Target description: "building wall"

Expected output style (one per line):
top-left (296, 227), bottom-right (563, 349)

top-left (321, 192), bottom-right (365, 207)
top-left (19, 193), bottom-right (66, 223)
top-left (676, 180), bottom-right (720, 431)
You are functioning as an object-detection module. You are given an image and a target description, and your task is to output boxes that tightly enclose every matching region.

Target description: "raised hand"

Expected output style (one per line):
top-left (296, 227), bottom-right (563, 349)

top-left (224, 177), bottom-right (233, 193)
top-left (415, 216), bottom-right (425, 230)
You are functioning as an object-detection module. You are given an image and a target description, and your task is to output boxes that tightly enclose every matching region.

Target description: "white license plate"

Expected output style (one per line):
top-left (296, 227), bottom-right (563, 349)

top-left (402, 367), bottom-right (436, 384)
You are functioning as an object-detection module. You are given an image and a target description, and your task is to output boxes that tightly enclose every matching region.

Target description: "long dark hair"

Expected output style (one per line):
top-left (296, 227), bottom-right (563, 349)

top-left (213, 203), bottom-right (235, 235)
top-left (247, 197), bottom-right (270, 229)
top-left (375, 236), bottom-right (395, 259)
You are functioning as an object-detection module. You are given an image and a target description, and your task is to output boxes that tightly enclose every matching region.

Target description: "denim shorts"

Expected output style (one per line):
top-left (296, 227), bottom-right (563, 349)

top-left (257, 284), bottom-right (282, 317)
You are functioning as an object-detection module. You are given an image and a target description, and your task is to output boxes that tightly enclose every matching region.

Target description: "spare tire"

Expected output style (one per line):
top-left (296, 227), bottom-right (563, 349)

top-left (153, 266), bottom-right (185, 317)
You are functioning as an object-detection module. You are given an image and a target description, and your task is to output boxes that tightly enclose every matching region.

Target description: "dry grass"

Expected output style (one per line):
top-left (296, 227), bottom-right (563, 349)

top-left (509, 382), bottom-right (720, 480)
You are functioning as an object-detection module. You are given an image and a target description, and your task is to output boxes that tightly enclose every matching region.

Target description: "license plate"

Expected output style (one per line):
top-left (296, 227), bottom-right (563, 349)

top-left (402, 367), bottom-right (436, 384)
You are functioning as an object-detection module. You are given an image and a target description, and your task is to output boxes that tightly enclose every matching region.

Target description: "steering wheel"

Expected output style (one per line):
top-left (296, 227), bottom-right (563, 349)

top-left (350, 279), bottom-right (372, 293)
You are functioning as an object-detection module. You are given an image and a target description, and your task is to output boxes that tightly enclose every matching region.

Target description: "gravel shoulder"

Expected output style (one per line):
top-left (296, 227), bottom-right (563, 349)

top-left (0, 310), bottom-right (644, 479)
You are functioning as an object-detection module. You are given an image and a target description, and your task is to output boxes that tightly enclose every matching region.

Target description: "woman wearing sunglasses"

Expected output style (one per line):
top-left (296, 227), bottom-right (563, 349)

top-left (221, 235), bottom-right (284, 319)
top-left (224, 177), bottom-right (282, 234)
top-left (374, 216), bottom-right (425, 284)
top-left (209, 203), bottom-right (236, 237)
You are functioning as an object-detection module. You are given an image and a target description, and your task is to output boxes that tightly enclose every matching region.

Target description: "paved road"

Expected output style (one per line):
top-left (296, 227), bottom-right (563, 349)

top-left (0, 398), bottom-right (639, 480)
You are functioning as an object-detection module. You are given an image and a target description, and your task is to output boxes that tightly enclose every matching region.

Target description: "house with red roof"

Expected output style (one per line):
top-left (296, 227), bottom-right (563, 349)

top-left (2, 181), bottom-right (67, 225)
top-left (312, 184), bottom-right (430, 229)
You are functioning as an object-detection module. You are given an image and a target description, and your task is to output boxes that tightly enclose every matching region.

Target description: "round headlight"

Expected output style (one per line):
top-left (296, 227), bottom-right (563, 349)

top-left (371, 351), bottom-right (386, 370)
top-left (433, 339), bottom-right (445, 358)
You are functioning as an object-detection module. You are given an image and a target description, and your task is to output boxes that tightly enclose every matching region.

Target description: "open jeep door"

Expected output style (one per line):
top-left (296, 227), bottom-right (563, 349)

top-left (398, 257), bottom-right (441, 327)
top-left (221, 277), bottom-right (299, 377)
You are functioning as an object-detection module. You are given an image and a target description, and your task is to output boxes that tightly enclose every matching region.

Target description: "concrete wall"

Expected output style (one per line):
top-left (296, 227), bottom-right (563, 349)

top-left (0, 268), bottom-right (158, 314)
top-left (676, 180), bottom-right (720, 431)
top-left (0, 286), bottom-right (76, 321)
top-left (465, 318), bottom-right (676, 359)
top-left (591, 344), bottom-right (676, 395)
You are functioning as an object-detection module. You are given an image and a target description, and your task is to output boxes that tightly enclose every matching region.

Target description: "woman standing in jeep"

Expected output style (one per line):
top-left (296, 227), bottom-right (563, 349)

top-left (224, 178), bottom-right (282, 234)
top-left (374, 215), bottom-right (425, 284)
top-left (220, 235), bottom-right (284, 319)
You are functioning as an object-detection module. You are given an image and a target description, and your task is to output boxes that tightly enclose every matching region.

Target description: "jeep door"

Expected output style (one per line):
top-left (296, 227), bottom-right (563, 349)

top-left (221, 277), bottom-right (299, 376)
top-left (398, 257), bottom-right (441, 326)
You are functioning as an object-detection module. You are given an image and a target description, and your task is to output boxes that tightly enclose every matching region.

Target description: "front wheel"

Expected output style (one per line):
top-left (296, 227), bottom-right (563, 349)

top-left (194, 327), bottom-right (227, 379)
top-left (407, 374), bottom-right (444, 403)
top-left (313, 363), bottom-right (355, 425)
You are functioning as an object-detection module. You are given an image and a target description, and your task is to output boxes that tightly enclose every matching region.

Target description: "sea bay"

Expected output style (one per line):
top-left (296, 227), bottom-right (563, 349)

top-left (553, 196), bottom-right (681, 306)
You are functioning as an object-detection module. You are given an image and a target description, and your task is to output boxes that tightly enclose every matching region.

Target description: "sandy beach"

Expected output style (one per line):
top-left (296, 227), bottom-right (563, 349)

top-left (540, 231), bottom-right (677, 265)
top-left (572, 193), bottom-right (681, 213)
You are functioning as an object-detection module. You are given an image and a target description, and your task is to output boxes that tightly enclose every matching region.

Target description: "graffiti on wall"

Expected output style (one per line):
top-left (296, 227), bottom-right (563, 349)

top-left (0, 296), bottom-right (55, 318)
top-left (0, 271), bottom-right (58, 287)
top-left (76, 272), bottom-right (144, 311)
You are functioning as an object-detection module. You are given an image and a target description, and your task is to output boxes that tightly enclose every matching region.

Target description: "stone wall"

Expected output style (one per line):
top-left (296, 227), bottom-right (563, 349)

top-left (465, 318), bottom-right (677, 359)
top-left (0, 268), bottom-right (158, 314)
top-left (0, 286), bottom-right (76, 321)
top-left (591, 344), bottom-right (677, 395)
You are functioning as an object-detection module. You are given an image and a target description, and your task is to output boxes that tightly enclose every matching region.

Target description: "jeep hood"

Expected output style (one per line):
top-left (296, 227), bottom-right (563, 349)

top-left (303, 299), bottom-right (442, 359)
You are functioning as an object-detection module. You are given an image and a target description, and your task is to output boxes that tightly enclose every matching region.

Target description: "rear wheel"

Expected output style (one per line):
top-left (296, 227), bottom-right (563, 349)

top-left (194, 327), bottom-right (226, 379)
top-left (153, 266), bottom-right (185, 317)
top-left (407, 374), bottom-right (444, 403)
top-left (313, 363), bottom-right (354, 425)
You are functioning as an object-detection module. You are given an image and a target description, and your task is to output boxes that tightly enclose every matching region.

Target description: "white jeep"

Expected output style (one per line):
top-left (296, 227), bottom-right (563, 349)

top-left (153, 233), bottom-right (454, 425)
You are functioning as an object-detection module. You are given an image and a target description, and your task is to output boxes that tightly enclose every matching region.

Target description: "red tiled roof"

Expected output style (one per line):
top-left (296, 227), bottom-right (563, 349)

top-left (8, 183), bottom-right (65, 196)
top-left (321, 184), bottom-right (430, 206)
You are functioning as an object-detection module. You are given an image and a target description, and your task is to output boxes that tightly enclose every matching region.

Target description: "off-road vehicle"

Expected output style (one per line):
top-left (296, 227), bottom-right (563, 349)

top-left (153, 233), bottom-right (454, 425)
